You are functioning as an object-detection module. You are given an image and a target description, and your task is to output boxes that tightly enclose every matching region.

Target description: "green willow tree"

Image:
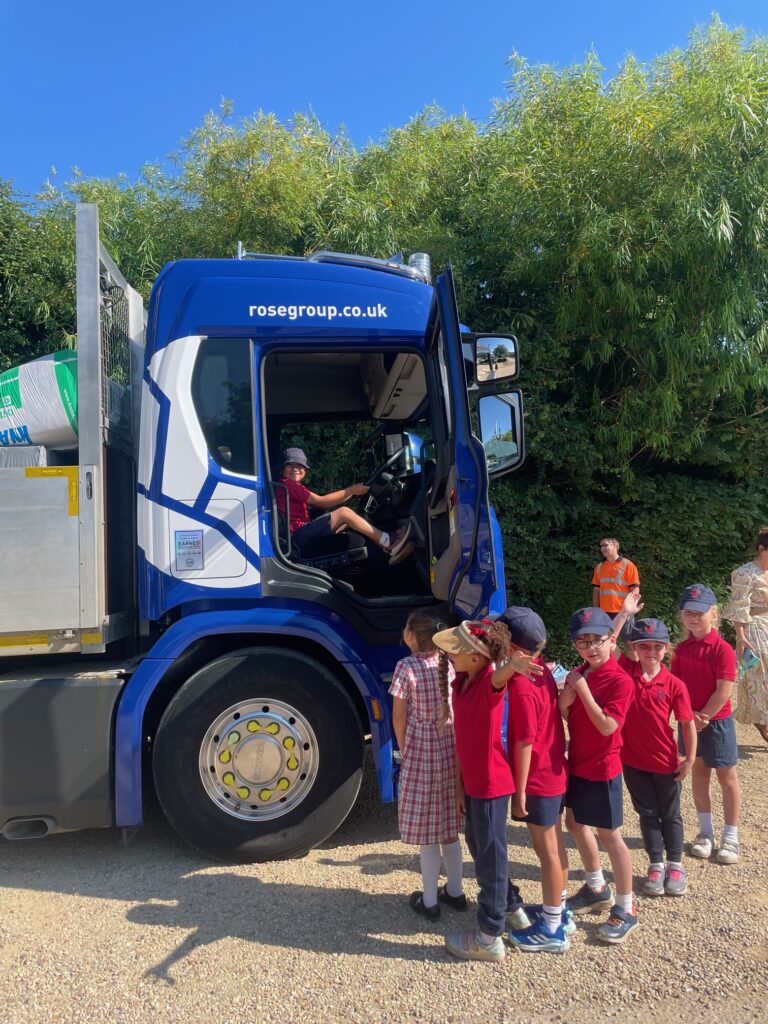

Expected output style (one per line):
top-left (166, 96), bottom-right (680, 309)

top-left (463, 19), bottom-right (768, 650)
top-left (1, 17), bottom-right (767, 653)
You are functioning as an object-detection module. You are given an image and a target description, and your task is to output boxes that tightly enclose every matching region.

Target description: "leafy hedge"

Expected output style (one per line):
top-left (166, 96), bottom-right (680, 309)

top-left (494, 473), bottom-right (768, 661)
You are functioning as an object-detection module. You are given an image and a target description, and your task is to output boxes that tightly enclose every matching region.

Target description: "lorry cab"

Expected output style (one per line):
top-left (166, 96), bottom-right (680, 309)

top-left (139, 251), bottom-right (521, 630)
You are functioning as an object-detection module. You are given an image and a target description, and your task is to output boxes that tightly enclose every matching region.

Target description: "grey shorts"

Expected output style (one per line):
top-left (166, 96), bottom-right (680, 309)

top-left (679, 716), bottom-right (738, 769)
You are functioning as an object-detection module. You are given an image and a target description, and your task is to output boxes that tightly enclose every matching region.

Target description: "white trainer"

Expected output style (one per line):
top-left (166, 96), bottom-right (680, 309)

top-left (716, 837), bottom-right (740, 864)
top-left (689, 832), bottom-right (714, 859)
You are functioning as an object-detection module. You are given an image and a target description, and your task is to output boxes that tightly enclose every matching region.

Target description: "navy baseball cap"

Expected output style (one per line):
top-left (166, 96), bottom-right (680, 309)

top-left (629, 618), bottom-right (670, 644)
top-left (496, 606), bottom-right (547, 652)
top-left (679, 584), bottom-right (716, 612)
top-left (569, 607), bottom-right (614, 639)
top-left (283, 447), bottom-right (309, 468)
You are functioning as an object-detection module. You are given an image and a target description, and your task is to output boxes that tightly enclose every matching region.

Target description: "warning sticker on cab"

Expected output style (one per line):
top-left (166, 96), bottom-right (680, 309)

top-left (175, 530), bottom-right (204, 571)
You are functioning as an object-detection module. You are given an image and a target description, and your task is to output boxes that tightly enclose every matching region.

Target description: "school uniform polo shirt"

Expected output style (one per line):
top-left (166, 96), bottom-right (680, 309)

top-left (670, 631), bottom-right (737, 720)
top-left (566, 658), bottom-right (634, 781)
top-left (506, 662), bottom-right (567, 796)
top-left (275, 478), bottom-right (311, 533)
top-left (592, 557), bottom-right (640, 614)
top-left (452, 663), bottom-right (514, 799)
top-left (618, 655), bottom-right (693, 774)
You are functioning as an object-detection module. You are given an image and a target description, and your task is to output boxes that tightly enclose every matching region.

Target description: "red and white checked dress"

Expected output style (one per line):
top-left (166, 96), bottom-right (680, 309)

top-left (389, 651), bottom-right (460, 846)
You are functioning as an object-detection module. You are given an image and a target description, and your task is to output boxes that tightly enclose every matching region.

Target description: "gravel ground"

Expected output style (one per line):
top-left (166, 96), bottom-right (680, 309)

top-left (0, 723), bottom-right (766, 1024)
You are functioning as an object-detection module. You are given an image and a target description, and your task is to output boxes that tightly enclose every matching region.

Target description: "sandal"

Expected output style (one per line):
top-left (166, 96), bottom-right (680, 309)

top-left (408, 890), bottom-right (440, 920)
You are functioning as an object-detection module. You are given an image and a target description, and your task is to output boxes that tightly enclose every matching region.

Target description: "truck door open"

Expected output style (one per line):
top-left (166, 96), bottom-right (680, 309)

top-left (426, 267), bottom-right (497, 619)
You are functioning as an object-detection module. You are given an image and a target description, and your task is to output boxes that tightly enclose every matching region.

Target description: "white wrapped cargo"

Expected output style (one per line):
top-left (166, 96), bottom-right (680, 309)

top-left (0, 351), bottom-right (78, 450)
top-left (0, 445), bottom-right (60, 468)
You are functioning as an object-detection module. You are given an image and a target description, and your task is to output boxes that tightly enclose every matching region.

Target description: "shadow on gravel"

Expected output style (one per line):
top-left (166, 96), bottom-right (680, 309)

top-left (316, 849), bottom-right (546, 892)
top-left (0, 799), bottom-right (441, 979)
top-left (126, 874), bottom-right (445, 980)
top-left (317, 851), bottom-right (418, 874)
top-left (737, 742), bottom-right (768, 762)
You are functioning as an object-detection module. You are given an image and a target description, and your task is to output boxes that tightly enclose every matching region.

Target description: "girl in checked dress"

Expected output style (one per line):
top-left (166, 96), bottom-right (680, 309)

top-left (389, 609), bottom-right (467, 920)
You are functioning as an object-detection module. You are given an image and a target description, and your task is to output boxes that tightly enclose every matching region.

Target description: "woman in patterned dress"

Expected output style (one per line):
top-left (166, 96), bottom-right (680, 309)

top-left (389, 609), bottom-right (466, 920)
top-left (723, 526), bottom-right (768, 743)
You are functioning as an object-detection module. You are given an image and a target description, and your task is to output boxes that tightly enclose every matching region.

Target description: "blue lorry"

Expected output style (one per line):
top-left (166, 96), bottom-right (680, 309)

top-left (0, 204), bottom-right (524, 861)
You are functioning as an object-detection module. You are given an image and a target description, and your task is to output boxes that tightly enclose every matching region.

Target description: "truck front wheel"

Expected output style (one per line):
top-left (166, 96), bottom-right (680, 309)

top-left (152, 647), bottom-right (364, 862)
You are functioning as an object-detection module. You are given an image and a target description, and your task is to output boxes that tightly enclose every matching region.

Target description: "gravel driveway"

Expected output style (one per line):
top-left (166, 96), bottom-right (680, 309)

top-left (0, 723), bottom-right (766, 1024)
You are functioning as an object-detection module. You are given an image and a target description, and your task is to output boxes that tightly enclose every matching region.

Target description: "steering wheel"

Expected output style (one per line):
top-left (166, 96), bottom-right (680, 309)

top-left (364, 446), bottom-right (405, 499)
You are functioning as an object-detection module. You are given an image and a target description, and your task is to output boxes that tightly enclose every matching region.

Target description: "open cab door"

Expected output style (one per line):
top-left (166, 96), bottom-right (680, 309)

top-left (425, 267), bottom-right (497, 619)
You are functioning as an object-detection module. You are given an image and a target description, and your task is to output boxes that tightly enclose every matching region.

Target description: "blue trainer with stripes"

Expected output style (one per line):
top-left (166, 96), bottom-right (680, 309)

top-left (507, 917), bottom-right (570, 953)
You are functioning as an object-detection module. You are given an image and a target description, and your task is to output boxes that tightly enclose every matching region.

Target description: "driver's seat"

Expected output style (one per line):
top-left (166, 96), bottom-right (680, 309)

top-left (272, 482), bottom-right (369, 571)
top-left (293, 528), bottom-right (368, 570)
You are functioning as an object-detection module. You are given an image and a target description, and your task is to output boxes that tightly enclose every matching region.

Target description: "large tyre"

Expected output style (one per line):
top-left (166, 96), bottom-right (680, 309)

top-left (152, 647), bottom-right (364, 862)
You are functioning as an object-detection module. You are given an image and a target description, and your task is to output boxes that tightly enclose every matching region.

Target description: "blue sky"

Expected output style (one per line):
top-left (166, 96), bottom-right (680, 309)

top-left (2, 1), bottom-right (767, 197)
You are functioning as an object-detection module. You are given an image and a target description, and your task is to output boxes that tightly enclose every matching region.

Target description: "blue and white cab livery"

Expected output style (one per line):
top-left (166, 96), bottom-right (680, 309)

top-left (123, 249), bottom-right (524, 861)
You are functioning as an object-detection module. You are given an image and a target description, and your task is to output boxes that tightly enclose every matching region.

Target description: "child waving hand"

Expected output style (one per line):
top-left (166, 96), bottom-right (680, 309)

top-left (432, 619), bottom-right (536, 962)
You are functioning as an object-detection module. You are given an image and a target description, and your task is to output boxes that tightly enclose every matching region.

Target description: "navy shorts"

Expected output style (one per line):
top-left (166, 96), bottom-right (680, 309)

top-left (292, 513), bottom-right (333, 551)
top-left (565, 773), bottom-right (623, 830)
top-left (512, 793), bottom-right (565, 827)
top-left (679, 715), bottom-right (738, 769)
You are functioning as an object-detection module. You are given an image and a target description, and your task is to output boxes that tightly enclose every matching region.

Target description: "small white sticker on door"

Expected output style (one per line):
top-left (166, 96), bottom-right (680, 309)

top-left (175, 529), bottom-right (204, 571)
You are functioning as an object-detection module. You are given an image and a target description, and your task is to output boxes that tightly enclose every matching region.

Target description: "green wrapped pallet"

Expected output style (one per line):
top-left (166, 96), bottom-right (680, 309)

top-left (0, 351), bottom-right (78, 450)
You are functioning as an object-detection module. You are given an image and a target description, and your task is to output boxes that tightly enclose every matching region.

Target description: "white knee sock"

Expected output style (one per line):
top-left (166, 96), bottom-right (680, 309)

top-left (697, 811), bottom-right (714, 835)
top-left (420, 844), bottom-right (441, 906)
top-left (441, 840), bottom-right (463, 897)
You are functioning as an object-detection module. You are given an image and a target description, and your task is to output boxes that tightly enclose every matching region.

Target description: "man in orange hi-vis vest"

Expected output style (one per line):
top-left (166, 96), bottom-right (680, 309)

top-left (592, 538), bottom-right (640, 638)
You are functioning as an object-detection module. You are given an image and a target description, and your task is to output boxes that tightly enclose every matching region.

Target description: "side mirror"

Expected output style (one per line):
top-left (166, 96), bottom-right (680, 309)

top-left (475, 335), bottom-right (518, 384)
top-left (477, 391), bottom-right (525, 479)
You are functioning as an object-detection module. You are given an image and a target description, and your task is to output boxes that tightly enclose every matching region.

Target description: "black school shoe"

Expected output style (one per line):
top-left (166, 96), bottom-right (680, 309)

top-left (437, 884), bottom-right (468, 911)
top-left (409, 890), bottom-right (441, 920)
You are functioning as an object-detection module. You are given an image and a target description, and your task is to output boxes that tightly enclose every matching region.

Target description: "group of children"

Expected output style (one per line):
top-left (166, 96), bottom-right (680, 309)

top-left (388, 584), bottom-right (742, 961)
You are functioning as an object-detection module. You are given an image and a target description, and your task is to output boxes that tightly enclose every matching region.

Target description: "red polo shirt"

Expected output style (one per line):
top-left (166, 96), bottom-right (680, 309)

top-left (618, 655), bottom-right (693, 773)
top-left (670, 631), bottom-right (737, 721)
top-left (452, 663), bottom-right (514, 799)
top-left (275, 478), bottom-right (311, 533)
top-left (506, 661), bottom-right (567, 797)
top-left (566, 657), bottom-right (634, 781)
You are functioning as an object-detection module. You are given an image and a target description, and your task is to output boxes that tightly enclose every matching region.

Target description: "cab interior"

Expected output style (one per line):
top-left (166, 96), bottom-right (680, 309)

top-left (262, 347), bottom-right (448, 600)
